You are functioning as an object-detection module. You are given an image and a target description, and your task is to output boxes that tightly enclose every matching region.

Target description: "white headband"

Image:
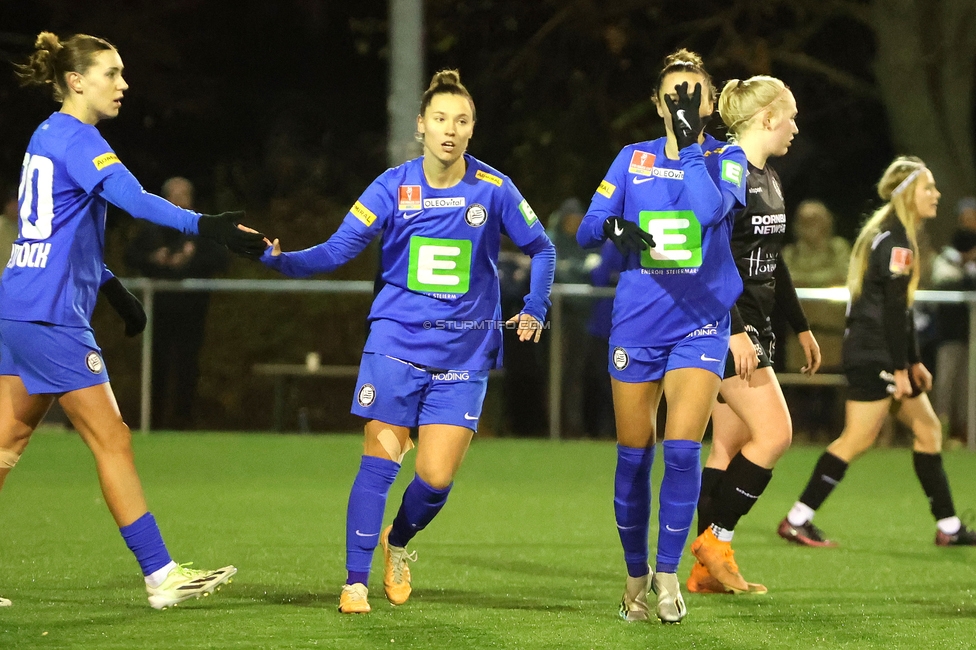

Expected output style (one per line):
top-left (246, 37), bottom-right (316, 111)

top-left (891, 167), bottom-right (925, 197)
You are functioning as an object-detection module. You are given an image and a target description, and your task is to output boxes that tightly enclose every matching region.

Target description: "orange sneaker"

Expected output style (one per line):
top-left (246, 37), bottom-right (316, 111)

top-left (381, 525), bottom-right (416, 605)
top-left (686, 560), bottom-right (768, 595)
top-left (690, 528), bottom-right (749, 594)
top-left (686, 561), bottom-right (729, 594)
top-left (338, 583), bottom-right (371, 614)
top-left (746, 580), bottom-right (768, 594)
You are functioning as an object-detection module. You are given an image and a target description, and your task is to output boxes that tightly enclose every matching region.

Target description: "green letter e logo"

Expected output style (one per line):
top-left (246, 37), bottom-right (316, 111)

top-left (639, 211), bottom-right (702, 269)
top-left (721, 159), bottom-right (743, 186)
top-left (408, 236), bottom-right (472, 294)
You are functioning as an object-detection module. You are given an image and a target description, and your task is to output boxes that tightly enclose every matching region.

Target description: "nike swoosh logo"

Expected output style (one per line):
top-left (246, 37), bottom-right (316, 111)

top-left (616, 524), bottom-right (639, 531)
top-left (355, 530), bottom-right (379, 537)
top-left (664, 524), bottom-right (689, 533)
top-left (675, 109), bottom-right (691, 131)
top-left (403, 211), bottom-right (422, 219)
top-left (463, 413), bottom-right (479, 421)
top-left (632, 176), bottom-right (654, 184)
top-left (700, 354), bottom-right (721, 362)
top-left (613, 224), bottom-right (625, 237)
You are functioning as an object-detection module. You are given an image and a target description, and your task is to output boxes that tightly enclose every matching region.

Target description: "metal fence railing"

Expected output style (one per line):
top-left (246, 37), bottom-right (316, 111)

top-left (122, 279), bottom-right (976, 450)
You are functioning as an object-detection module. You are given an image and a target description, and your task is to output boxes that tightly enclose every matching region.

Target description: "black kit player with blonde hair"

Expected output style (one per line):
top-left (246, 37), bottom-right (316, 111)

top-left (688, 75), bottom-right (821, 595)
top-left (778, 157), bottom-right (976, 548)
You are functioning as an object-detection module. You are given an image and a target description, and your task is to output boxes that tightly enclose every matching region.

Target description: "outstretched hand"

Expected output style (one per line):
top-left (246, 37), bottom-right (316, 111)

top-left (197, 211), bottom-right (268, 259)
top-left (236, 224), bottom-right (278, 256)
top-left (663, 82), bottom-right (707, 150)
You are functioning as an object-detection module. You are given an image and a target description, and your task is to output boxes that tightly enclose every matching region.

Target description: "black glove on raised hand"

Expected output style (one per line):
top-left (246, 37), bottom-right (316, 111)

top-left (197, 211), bottom-right (267, 260)
top-left (603, 217), bottom-right (656, 256)
top-left (664, 82), bottom-right (707, 150)
top-left (100, 277), bottom-right (147, 337)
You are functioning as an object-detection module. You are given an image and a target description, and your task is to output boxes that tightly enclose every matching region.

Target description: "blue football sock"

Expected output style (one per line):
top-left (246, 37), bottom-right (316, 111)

top-left (346, 455), bottom-right (400, 585)
top-left (614, 444), bottom-right (654, 578)
top-left (656, 439), bottom-right (702, 574)
top-left (388, 474), bottom-right (452, 548)
top-left (119, 512), bottom-right (172, 576)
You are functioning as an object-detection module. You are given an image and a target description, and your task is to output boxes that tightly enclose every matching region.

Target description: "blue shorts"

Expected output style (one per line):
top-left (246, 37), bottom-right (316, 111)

top-left (609, 315), bottom-right (731, 383)
top-left (0, 320), bottom-right (109, 394)
top-left (350, 353), bottom-right (489, 432)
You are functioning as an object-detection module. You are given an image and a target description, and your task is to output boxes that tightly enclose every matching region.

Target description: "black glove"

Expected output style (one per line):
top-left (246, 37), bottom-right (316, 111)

top-left (664, 82), bottom-right (707, 150)
top-left (197, 211), bottom-right (268, 260)
top-left (603, 217), bottom-right (656, 256)
top-left (100, 277), bottom-right (147, 337)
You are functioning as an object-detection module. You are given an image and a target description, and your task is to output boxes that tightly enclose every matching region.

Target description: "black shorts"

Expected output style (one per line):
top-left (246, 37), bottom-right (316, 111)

top-left (845, 364), bottom-right (923, 402)
top-left (722, 324), bottom-right (774, 380)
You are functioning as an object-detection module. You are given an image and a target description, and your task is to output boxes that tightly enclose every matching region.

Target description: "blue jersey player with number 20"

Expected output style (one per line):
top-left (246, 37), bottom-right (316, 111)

top-left (577, 49), bottom-right (746, 624)
top-left (260, 70), bottom-right (555, 614)
top-left (0, 32), bottom-right (267, 610)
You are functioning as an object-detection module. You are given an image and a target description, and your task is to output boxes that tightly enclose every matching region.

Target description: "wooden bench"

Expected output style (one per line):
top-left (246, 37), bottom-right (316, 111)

top-left (253, 363), bottom-right (507, 432)
top-left (253, 363), bottom-right (360, 431)
top-left (777, 373), bottom-right (846, 387)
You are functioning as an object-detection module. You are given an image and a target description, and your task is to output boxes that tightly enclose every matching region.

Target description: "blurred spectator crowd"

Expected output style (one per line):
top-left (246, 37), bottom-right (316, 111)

top-left (3, 172), bottom-right (975, 441)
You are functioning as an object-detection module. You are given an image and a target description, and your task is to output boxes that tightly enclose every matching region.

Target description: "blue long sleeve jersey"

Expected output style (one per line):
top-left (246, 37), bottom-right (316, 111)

top-left (577, 134), bottom-right (746, 347)
top-left (0, 112), bottom-right (201, 327)
top-left (262, 154), bottom-right (555, 371)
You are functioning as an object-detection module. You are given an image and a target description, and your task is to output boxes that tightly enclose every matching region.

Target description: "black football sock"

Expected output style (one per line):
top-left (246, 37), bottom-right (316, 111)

top-left (696, 467), bottom-right (724, 536)
top-left (711, 452), bottom-right (773, 532)
top-left (798, 451), bottom-right (848, 511)
top-left (912, 452), bottom-right (956, 521)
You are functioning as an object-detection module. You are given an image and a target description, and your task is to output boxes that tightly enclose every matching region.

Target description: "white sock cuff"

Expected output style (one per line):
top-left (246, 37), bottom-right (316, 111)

top-left (787, 502), bottom-right (815, 527)
top-left (145, 561), bottom-right (178, 588)
top-left (937, 516), bottom-right (961, 536)
top-left (710, 524), bottom-right (734, 542)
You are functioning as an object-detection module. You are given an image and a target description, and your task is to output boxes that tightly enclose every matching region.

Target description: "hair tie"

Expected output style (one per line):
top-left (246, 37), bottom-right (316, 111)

top-left (745, 87), bottom-right (788, 122)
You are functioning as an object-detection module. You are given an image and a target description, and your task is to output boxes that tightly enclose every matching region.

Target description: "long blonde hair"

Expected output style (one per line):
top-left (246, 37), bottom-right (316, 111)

top-left (848, 156), bottom-right (927, 304)
top-left (718, 76), bottom-right (790, 141)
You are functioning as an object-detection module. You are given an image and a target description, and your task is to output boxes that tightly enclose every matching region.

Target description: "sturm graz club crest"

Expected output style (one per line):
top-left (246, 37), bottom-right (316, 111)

top-left (612, 347), bottom-right (629, 371)
top-left (357, 383), bottom-right (376, 407)
top-left (85, 351), bottom-right (103, 374)
top-left (464, 203), bottom-right (487, 227)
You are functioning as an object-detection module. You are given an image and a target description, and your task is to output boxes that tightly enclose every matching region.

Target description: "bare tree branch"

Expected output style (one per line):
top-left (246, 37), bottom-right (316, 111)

top-left (500, 0), bottom-right (590, 79)
top-left (771, 50), bottom-right (880, 99)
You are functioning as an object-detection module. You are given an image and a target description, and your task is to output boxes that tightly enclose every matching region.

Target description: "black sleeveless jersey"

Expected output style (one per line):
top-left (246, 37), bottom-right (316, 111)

top-left (842, 215), bottom-right (920, 370)
top-left (728, 162), bottom-right (808, 335)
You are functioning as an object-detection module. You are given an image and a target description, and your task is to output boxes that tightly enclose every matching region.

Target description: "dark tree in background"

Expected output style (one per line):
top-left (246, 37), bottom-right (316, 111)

top-left (5, 1), bottom-right (970, 238)
top-left (0, 0), bottom-right (973, 431)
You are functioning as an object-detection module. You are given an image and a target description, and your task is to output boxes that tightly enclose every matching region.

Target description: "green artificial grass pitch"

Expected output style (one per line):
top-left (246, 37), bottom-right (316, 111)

top-left (2, 432), bottom-right (975, 649)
